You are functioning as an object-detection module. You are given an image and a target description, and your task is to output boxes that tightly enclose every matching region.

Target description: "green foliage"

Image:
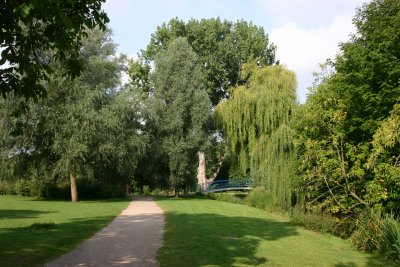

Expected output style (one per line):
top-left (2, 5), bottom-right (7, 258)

top-left (0, 0), bottom-right (109, 99)
top-left (380, 214), bottom-right (400, 262)
top-left (290, 208), bottom-right (338, 235)
top-left (294, 71), bottom-right (370, 215)
top-left (142, 185), bottom-right (151, 195)
top-left (216, 63), bottom-right (297, 208)
top-left (244, 187), bottom-right (276, 212)
top-left (0, 28), bottom-right (147, 200)
top-left (150, 37), bottom-right (212, 195)
top-left (131, 18), bottom-right (276, 106)
top-left (206, 192), bottom-right (244, 204)
top-left (351, 210), bottom-right (400, 262)
top-left (335, 0), bottom-right (400, 144)
top-left (367, 104), bottom-right (400, 210)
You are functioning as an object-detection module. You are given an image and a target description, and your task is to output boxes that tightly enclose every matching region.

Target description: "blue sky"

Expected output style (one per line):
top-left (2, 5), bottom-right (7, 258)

top-left (103, 0), bottom-right (367, 103)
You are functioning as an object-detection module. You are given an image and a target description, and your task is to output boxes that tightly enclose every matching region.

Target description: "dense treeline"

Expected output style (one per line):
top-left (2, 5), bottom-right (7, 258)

top-left (0, 0), bottom-right (399, 261)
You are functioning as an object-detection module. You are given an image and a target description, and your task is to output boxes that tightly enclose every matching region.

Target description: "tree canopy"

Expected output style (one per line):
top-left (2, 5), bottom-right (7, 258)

top-left (295, 0), bottom-right (400, 216)
top-left (150, 37), bottom-right (212, 195)
top-left (129, 18), bottom-right (277, 106)
top-left (0, 28), bottom-right (147, 201)
top-left (216, 63), bottom-right (297, 208)
top-left (0, 0), bottom-right (109, 99)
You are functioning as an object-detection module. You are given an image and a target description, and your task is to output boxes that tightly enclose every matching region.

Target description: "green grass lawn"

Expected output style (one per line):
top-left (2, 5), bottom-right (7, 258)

top-left (0, 195), bottom-right (129, 267)
top-left (156, 197), bottom-right (395, 267)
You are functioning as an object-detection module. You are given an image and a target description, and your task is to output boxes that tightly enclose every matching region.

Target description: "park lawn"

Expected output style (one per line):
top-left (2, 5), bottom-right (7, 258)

top-left (156, 198), bottom-right (395, 267)
top-left (0, 195), bottom-right (129, 267)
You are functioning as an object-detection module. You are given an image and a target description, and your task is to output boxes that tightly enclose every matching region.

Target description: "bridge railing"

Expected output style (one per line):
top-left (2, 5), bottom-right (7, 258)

top-left (204, 178), bottom-right (253, 192)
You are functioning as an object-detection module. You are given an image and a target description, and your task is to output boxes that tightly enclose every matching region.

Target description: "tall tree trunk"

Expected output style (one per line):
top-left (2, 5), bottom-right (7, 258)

top-left (69, 171), bottom-right (78, 202)
top-left (197, 151), bottom-right (206, 191)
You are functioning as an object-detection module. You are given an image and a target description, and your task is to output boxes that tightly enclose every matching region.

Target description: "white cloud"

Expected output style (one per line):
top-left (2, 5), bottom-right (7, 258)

top-left (270, 14), bottom-right (356, 102)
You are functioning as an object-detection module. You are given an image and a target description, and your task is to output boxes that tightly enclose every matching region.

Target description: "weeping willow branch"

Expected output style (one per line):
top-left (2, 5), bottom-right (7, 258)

top-left (215, 63), bottom-right (297, 208)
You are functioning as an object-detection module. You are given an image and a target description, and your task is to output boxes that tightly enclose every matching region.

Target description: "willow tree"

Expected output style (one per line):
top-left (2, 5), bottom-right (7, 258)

top-left (215, 63), bottom-right (297, 208)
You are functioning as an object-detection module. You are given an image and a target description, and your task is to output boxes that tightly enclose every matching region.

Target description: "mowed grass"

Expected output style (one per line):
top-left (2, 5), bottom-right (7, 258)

top-left (0, 195), bottom-right (129, 267)
top-left (156, 198), bottom-right (395, 267)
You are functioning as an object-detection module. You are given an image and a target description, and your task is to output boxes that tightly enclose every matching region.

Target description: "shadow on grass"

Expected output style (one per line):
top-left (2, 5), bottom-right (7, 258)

top-left (0, 215), bottom-right (116, 267)
top-left (334, 256), bottom-right (397, 267)
top-left (0, 209), bottom-right (56, 219)
top-left (157, 201), bottom-right (396, 266)
top-left (158, 211), bottom-right (298, 266)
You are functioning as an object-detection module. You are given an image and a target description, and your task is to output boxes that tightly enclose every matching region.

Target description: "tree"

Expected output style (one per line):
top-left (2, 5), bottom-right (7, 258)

top-left (0, 0), bottom-right (109, 99)
top-left (295, 0), bottom-right (400, 215)
top-left (294, 69), bottom-right (370, 215)
top-left (0, 28), bottom-right (147, 201)
top-left (151, 37), bottom-right (211, 196)
top-left (334, 0), bottom-right (400, 144)
top-left (215, 63), bottom-right (297, 208)
top-left (130, 17), bottom-right (277, 106)
top-left (130, 18), bottom-right (277, 185)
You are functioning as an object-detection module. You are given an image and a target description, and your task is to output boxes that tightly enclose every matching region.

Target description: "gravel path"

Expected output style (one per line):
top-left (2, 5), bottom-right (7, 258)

top-left (46, 196), bottom-right (164, 267)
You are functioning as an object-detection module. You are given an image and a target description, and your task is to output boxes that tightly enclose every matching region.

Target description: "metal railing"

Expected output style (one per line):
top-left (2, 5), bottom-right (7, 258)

top-left (203, 178), bottom-right (253, 192)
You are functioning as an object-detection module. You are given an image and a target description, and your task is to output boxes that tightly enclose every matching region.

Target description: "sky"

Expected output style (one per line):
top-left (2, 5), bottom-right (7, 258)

top-left (103, 0), bottom-right (367, 103)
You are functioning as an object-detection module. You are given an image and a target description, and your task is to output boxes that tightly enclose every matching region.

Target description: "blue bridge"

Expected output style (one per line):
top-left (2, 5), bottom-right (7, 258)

top-left (203, 178), bottom-right (253, 193)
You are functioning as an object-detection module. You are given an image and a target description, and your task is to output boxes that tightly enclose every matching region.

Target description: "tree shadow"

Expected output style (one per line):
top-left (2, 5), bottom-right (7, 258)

top-left (0, 215), bottom-right (116, 267)
top-left (157, 211), bottom-right (298, 266)
top-left (334, 255), bottom-right (397, 267)
top-left (0, 209), bottom-right (56, 219)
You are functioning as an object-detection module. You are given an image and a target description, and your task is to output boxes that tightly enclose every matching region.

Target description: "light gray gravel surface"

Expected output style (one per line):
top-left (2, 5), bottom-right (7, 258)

top-left (45, 196), bottom-right (164, 267)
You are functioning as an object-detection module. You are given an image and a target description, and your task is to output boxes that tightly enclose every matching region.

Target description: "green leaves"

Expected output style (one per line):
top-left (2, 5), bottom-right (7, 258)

top-left (296, 0), bottom-right (400, 216)
top-left (216, 63), bottom-right (297, 208)
top-left (151, 37), bottom-right (212, 193)
top-left (131, 18), bottom-right (277, 106)
top-left (0, 0), bottom-right (109, 99)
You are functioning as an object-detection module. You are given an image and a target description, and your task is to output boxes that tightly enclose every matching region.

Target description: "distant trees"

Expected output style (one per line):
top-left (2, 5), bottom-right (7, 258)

top-left (150, 37), bottom-right (211, 196)
top-left (0, 0), bottom-right (109, 99)
top-left (130, 18), bottom-right (277, 106)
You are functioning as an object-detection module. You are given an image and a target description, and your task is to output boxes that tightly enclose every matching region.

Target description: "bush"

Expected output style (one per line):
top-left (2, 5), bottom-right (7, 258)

top-left (290, 207), bottom-right (337, 234)
top-left (380, 213), bottom-right (400, 262)
top-left (351, 209), bottom-right (400, 262)
top-left (206, 192), bottom-right (243, 204)
top-left (351, 210), bottom-right (384, 252)
top-left (14, 179), bottom-right (30, 196)
top-left (244, 187), bottom-right (276, 212)
top-left (142, 185), bottom-right (151, 195)
top-left (0, 180), bottom-right (16, 195)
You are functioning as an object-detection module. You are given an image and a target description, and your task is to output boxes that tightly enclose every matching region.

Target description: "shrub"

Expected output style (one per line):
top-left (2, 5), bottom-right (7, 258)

top-left (151, 188), bottom-right (165, 196)
top-left (142, 185), bottom-right (151, 195)
top-left (14, 179), bottom-right (30, 196)
top-left (351, 209), bottom-right (400, 262)
top-left (290, 207), bottom-right (337, 234)
top-left (380, 213), bottom-right (400, 262)
top-left (351, 210), bottom-right (383, 252)
top-left (0, 180), bottom-right (16, 195)
top-left (244, 187), bottom-right (276, 212)
top-left (206, 192), bottom-right (243, 204)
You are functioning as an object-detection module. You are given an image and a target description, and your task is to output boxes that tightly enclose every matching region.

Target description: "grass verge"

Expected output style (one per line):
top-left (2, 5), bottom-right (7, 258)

top-left (156, 197), bottom-right (395, 266)
top-left (0, 195), bottom-right (129, 267)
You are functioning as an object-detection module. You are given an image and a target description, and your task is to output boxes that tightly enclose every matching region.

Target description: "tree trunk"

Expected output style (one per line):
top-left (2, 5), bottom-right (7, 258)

top-left (197, 151), bottom-right (206, 191)
top-left (69, 171), bottom-right (78, 202)
top-left (174, 188), bottom-right (179, 197)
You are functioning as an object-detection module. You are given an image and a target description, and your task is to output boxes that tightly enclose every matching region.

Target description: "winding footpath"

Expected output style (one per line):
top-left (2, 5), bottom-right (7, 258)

top-left (46, 196), bottom-right (164, 267)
